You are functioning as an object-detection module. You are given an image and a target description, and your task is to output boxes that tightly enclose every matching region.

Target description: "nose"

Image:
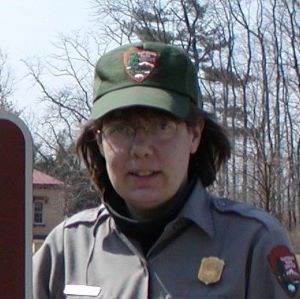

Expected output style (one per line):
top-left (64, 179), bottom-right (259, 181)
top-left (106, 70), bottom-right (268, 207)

top-left (129, 128), bottom-right (153, 158)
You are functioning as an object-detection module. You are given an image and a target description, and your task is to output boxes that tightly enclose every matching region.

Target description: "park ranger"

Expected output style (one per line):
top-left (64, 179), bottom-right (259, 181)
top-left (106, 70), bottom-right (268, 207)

top-left (33, 42), bottom-right (300, 298)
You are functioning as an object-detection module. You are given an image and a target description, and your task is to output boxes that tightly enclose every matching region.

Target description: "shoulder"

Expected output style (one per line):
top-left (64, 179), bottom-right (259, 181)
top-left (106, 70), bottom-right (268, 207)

top-left (64, 204), bottom-right (107, 229)
top-left (37, 205), bottom-right (106, 248)
top-left (209, 195), bottom-right (283, 232)
top-left (209, 195), bottom-right (293, 249)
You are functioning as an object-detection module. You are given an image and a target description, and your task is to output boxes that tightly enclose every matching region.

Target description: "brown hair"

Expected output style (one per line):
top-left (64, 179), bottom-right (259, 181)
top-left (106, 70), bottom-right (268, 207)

top-left (76, 105), bottom-right (231, 192)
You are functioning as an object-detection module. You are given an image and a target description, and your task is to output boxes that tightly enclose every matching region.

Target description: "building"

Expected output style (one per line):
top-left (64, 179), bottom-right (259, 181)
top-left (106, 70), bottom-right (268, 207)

top-left (32, 170), bottom-right (65, 252)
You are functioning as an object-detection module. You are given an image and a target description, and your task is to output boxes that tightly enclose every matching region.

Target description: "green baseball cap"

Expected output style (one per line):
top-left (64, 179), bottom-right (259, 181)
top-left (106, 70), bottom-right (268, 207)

top-left (91, 42), bottom-right (200, 119)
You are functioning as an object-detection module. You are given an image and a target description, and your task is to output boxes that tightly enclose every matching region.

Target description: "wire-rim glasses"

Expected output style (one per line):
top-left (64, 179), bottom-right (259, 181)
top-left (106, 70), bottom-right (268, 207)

top-left (97, 117), bottom-right (179, 146)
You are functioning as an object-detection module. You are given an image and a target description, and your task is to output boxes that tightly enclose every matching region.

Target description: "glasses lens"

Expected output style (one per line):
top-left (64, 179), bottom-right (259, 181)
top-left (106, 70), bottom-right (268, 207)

top-left (102, 123), bottom-right (134, 144)
top-left (101, 118), bottom-right (178, 145)
top-left (151, 119), bottom-right (177, 140)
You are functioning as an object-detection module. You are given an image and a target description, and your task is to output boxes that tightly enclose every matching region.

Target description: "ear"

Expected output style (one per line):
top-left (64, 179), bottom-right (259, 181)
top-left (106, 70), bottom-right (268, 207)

top-left (190, 118), bottom-right (204, 154)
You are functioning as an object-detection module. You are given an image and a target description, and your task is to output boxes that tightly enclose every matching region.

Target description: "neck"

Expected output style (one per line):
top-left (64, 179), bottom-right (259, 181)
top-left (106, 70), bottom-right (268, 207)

top-left (125, 178), bottom-right (194, 222)
top-left (126, 202), bottom-right (170, 222)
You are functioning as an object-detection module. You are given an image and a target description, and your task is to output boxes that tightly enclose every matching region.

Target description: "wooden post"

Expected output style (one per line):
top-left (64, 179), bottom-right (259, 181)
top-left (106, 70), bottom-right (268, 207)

top-left (0, 111), bottom-right (32, 299)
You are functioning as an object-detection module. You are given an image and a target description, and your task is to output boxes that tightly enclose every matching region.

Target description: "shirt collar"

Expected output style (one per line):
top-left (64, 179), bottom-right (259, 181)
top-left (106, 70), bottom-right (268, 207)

top-left (179, 179), bottom-right (215, 238)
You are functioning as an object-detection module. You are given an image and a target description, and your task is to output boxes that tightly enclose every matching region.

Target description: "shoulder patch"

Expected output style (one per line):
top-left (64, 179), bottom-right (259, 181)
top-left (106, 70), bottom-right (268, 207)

top-left (210, 196), bottom-right (281, 230)
top-left (64, 205), bottom-right (105, 228)
top-left (268, 245), bottom-right (300, 297)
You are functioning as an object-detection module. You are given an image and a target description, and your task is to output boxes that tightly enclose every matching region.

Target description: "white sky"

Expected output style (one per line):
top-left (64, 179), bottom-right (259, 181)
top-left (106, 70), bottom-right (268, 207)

top-left (0, 0), bottom-right (93, 114)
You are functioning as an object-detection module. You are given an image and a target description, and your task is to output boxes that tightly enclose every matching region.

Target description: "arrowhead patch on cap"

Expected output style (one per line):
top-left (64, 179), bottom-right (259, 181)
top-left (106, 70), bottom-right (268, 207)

top-left (123, 48), bottom-right (159, 82)
top-left (268, 245), bottom-right (300, 297)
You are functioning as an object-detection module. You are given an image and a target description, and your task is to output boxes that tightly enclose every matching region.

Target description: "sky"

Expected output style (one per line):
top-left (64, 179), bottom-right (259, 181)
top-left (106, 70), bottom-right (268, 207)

top-left (0, 0), bottom-right (94, 115)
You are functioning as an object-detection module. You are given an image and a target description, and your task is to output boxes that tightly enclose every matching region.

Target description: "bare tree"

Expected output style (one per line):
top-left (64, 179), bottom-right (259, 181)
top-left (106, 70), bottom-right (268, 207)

top-left (26, 0), bottom-right (300, 226)
top-left (221, 0), bottom-right (300, 228)
top-left (24, 33), bottom-right (102, 215)
top-left (0, 50), bottom-right (17, 113)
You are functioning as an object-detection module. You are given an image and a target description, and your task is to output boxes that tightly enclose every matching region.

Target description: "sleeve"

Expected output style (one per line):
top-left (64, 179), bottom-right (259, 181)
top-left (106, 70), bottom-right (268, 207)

top-left (33, 222), bottom-right (65, 299)
top-left (246, 222), bottom-right (300, 299)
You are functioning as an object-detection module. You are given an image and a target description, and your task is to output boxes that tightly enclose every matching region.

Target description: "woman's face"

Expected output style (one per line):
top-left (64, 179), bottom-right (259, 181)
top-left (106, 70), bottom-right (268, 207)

top-left (98, 108), bottom-right (203, 218)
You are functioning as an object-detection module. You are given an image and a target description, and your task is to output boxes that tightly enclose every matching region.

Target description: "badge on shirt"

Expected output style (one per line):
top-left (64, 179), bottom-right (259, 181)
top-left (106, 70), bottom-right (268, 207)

top-left (268, 245), bottom-right (300, 297)
top-left (198, 256), bottom-right (225, 285)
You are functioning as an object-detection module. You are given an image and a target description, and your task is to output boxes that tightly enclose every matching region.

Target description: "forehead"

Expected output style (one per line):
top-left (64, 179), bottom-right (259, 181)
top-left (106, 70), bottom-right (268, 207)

top-left (102, 107), bottom-right (179, 122)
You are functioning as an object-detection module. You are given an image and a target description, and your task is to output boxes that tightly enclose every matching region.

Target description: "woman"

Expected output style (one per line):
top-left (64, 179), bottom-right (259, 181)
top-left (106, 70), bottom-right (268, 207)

top-left (33, 42), bottom-right (299, 298)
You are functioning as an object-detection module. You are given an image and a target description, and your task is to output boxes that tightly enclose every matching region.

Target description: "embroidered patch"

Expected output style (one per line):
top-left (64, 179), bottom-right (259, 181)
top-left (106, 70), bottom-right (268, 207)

top-left (268, 245), bottom-right (300, 297)
top-left (123, 48), bottom-right (159, 82)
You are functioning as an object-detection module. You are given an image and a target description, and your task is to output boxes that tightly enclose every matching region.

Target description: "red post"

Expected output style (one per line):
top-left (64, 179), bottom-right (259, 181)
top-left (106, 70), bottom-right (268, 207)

top-left (0, 111), bottom-right (32, 299)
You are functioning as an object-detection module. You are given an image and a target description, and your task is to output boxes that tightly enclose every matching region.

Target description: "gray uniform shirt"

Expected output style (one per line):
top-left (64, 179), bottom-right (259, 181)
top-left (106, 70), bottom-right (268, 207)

top-left (33, 181), bottom-right (300, 298)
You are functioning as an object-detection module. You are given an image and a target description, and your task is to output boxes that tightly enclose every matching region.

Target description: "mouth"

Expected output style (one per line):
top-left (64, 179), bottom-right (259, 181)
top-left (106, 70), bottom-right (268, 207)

top-left (130, 170), bottom-right (159, 177)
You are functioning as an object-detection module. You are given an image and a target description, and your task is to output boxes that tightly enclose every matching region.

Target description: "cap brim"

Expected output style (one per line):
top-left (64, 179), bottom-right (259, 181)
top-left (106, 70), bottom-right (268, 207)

top-left (90, 86), bottom-right (191, 120)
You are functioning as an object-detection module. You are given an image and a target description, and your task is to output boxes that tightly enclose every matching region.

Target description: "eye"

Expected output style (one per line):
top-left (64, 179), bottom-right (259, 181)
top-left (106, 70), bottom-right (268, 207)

top-left (118, 125), bottom-right (133, 136)
top-left (104, 123), bottom-right (133, 138)
top-left (108, 124), bottom-right (122, 134)
top-left (156, 119), bottom-right (175, 131)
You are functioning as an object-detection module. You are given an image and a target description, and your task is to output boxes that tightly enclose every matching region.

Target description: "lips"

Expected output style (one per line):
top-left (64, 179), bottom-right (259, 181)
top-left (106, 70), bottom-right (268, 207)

top-left (130, 170), bottom-right (158, 177)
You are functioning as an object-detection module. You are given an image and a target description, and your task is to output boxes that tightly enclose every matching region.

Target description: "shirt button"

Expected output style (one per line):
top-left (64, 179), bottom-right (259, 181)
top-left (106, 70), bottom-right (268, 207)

top-left (218, 198), bottom-right (227, 207)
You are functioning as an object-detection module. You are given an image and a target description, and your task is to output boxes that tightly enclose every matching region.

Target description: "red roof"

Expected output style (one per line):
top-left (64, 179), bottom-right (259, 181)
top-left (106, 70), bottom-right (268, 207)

top-left (33, 170), bottom-right (64, 189)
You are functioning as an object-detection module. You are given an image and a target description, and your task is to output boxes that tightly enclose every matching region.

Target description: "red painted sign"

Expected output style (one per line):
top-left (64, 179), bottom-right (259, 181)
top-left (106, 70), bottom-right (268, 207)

top-left (0, 111), bottom-right (32, 299)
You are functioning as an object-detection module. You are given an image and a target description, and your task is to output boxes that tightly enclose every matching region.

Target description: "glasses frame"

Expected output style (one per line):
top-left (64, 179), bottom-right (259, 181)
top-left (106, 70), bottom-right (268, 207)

top-left (96, 117), bottom-right (181, 146)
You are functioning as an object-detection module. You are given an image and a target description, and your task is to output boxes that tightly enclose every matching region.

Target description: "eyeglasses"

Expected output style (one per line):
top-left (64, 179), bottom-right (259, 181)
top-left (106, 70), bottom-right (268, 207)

top-left (97, 117), bottom-right (179, 146)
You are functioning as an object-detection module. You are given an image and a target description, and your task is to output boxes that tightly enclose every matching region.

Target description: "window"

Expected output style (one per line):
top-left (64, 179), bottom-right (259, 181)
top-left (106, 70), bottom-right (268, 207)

top-left (32, 239), bottom-right (44, 253)
top-left (34, 201), bottom-right (44, 225)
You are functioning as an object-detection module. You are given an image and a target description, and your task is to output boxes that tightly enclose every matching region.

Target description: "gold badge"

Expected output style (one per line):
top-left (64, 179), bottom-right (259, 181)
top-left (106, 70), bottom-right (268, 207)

top-left (198, 257), bottom-right (225, 285)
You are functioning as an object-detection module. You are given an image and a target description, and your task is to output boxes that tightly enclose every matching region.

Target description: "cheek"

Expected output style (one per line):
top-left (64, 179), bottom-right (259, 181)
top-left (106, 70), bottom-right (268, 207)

top-left (105, 156), bottom-right (122, 188)
top-left (101, 141), bottom-right (125, 161)
top-left (176, 147), bottom-right (192, 173)
top-left (101, 143), bottom-right (127, 179)
top-left (163, 142), bottom-right (192, 177)
top-left (171, 135), bottom-right (196, 161)
top-left (165, 135), bottom-right (197, 177)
